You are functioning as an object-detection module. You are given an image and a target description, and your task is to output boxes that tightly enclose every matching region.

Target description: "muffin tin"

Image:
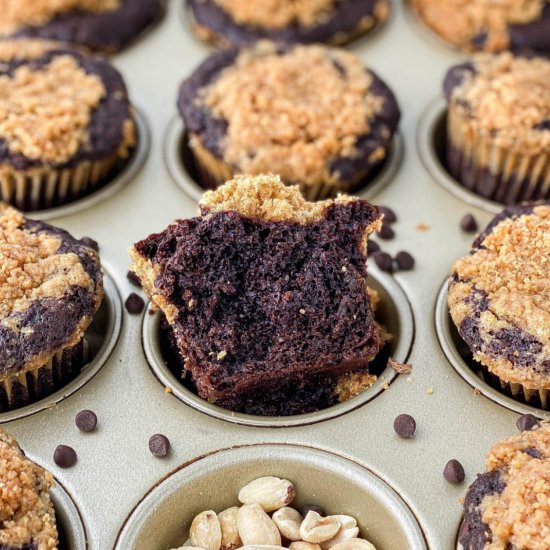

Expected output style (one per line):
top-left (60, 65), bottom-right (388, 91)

top-left (3, 1), bottom-right (548, 549)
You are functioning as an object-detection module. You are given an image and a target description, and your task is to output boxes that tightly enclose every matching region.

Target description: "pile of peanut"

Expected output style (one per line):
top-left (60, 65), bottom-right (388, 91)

top-left (173, 476), bottom-right (376, 550)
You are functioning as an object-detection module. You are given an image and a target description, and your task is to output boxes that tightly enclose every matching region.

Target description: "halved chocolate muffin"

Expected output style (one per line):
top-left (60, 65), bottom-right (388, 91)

top-left (178, 43), bottom-right (400, 200)
top-left (0, 0), bottom-right (165, 53)
top-left (187, 0), bottom-right (390, 48)
top-left (0, 204), bottom-right (104, 412)
top-left (458, 420), bottom-right (550, 550)
top-left (0, 39), bottom-right (136, 211)
top-left (0, 429), bottom-right (58, 549)
top-left (443, 53), bottom-right (550, 204)
top-left (130, 175), bottom-right (383, 412)
top-left (448, 203), bottom-right (550, 409)
top-left (409, 0), bottom-right (550, 54)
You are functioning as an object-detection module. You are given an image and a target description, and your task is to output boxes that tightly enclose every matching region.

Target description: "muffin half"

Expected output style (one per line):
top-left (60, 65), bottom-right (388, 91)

top-left (0, 204), bottom-right (104, 411)
top-left (178, 43), bottom-right (400, 200)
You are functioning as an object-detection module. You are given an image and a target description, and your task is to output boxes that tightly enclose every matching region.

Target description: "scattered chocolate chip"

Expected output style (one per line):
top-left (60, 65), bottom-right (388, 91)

top-left (395, 251), bottom-right (415, 270)
top-left (75, 410), bottom-right (97, 433)
top-left (149, 434), bottom-right (170, 457)
top-left (373, 251), bottom-right (393, 273)
top-left (367, 239), bottom-right (380, 255)
top-left (516, 413), bottom-right (540, 432)
top-left (125, 293), bottom-right (145, 314)
top-left (377, 223), bottom-right (395, 240)
top-left (80, 237), bottom-right (99, 252)
top-left (127, 270), bottom-right (142, 287)
top-left (471, 31), bottom-right (487, 47)
top-left (300, 504), bottom-right (325, 517)
top-left (54, 445), bottom-right (77, 468)
top-left (378, 206), bottom-right (397, 223)
top-left (460, 214), bottom-right (478, 233)
top-left (393, 414), bottom-right (416, 438)
top-left (443, 459), bottom-right (465, 484)
top-left (388, 357), bottom-right (413, 374)
top-left (534, 119), bottom-right (550, 131)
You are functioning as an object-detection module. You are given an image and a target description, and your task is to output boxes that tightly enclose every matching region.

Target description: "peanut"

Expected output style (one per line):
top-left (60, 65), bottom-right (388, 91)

top-left (299, 512), bottom-right (340, 544)
top-left (272, 507), bottom-right (303, 541)
top-left (237, 503), bottom-right (282, 546)
top-left (239, 477), bottom-right (296, 512)
top-left (189, 510), bottom-right (222, 550)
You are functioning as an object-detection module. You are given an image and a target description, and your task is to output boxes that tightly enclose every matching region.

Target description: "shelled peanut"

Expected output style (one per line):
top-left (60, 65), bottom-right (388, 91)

top-left (172, 476), bottom-right (376, 550)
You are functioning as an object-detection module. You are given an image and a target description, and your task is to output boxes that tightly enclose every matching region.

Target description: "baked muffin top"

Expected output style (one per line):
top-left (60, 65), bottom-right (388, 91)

top-left (448, 203), bottom-right (550, 389)
top-left (444, 53), bottom-right (550, 157)
top-left (0, 204), bottom-right (103, 375)
top-left (0, 39), bottom-right (135, 170)
top-left (0, 429), bottom-right (58, 549)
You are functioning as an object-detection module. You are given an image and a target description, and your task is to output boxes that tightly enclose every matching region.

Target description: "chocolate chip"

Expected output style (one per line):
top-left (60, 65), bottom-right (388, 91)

top-left (443, 459), bottom-right (465, 484)
top-left (377, 223), bottom-right (395, 240)
top-left (127, 270), bottom-right (142, 287)
top-left (393, 414), bottom-right (416, 438)
top-left (367, 239), bottom-right (380, 255)
top-left (378, 206), bottom-right (397, 224)
top-left (460, 214), bottom-right (478, 233)
top-left (80, 237), bottom-right (99, 252)
top-left (516, 413), bottom-right (540, 432)
top-left (373, 251), bottom-right (393, 273)
top-left (471, 31), bottom-right (488, 47)
top-left (54, 445), bottom-right (77, 468)
top-left (75, 410), bottom-right (97, 433)
top-left (300, 504), bottom-right (325, 517)
top-left (534, 119), bottom-right (550, 131)
top-left (125, 293), bottom-right (145, 314)
top-left (395, 251), bottom-right (415, 270)
top-left (149, 434), bottom-right (170, 457)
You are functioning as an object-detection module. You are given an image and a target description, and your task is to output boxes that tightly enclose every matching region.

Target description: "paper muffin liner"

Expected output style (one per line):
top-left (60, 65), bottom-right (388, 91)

top-left (0, 339), bottom-right (90, 413)
top-left (446, 105), bottom-right (550, 204)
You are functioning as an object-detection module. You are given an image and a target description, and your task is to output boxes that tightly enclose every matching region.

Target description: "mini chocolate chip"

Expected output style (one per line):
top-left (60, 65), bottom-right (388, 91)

top-left (149, 434), bottom-right (170, 457)
top-left (54, 445), bottom-right (77, 468)
top-left (460, 214), bottom-right (478, 232)
top-left (300, 504), bottom-right (325, 517)
top-left (516, 413), bottom-right (540, 432)
top-left (367, 239), bottom-right (380, 255)
top-left (378, 206), bottom-right (397, 223)
top-left (373, 251), bottom-right (393, 273)
top-left (443, 459), bottom-right (465, 484)
top-left (377, 223), bottom-right (395, 240)
top-left (395, 251), bottom-right (415, 270)
top-left (534, 119), bottom-right (550, 131)
top-left (394, 414), bottom-right (416, 438)
top-left (127, 270), bottom-right (142, 287)
top-left (75, 410), bottom-right (97, 433)
top-left (471, 31), bottom-right (487, 46)
top-left (80, 237), bottom-right (99, 251)
top-left (125, 293), bottom-right (145, 314)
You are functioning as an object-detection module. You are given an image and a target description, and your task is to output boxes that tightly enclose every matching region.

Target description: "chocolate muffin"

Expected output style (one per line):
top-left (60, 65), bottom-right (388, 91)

top-left (443, 53), bottom-right (550, 205)
top-left (458, 420), bottom-right (550, 550)
top-left (0, 430), bottom-right (58, 549)
top-left (0, 203), bottom-right (104, 412)
top-left (178, 43), bottom-right (400, 200)
top-left (408, 0), bottom-right (550, 54)
top-left (0, 39), bottom-right (136, 211)
top-left (186, 0), bottom-right (390, 48)
top-left (448, 203), bottom-right (550, 409)
top-left (130, 174), bottom-right (383, 412)
top-left (0, 0), bottom-right (165, 53)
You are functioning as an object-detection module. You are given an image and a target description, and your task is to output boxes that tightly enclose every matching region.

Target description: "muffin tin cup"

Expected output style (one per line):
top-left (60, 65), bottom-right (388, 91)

top-left (0, 269), bottom-right (122, 423)
top-left (115, 443), bottom-right (427, 550)
top-left (435, 278), bottom-right (550, 419)
top-left (164, 115), bottom-right (405, 203)
top-left (142, 267), bottom-right (414, 428)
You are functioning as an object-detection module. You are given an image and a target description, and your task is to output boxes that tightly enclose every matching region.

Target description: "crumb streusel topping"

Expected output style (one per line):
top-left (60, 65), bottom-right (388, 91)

top-left (0, 39), bottom-right (62, 61)
top-left (199, 44), bottom-right (385, 186)
top-left (0, 430), bottom-right (58, 549)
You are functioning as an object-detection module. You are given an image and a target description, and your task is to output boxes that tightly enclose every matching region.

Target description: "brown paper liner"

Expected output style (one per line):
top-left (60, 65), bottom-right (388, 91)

top-left (446, 105), bottom-right (550, 204)
top-left (0, 339), bottom-right (89, 413)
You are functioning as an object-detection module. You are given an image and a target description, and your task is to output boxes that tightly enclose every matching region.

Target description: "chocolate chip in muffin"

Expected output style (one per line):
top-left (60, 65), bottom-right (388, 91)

top-left (125, 293), bottom-right (145, 314)
top-left (80, 236), bottom-right (99, 251)
top-left (394, 414), bottom-right (416, 438)
top-left (54, 445), bottom-right (77, 468)
top-left (443, 459), bottom-right (465, 484)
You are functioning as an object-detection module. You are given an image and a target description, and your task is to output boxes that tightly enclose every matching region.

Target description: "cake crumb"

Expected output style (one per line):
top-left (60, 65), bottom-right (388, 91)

top-left (406, 377), bottom-right (413, 383)
top-left (416, 222), bottom-right (430, 231)
top-left (217, 350), bottom-right (228, 360)
top-left (165, 386), bottom-right (173, 394)
top-left (299, 308), bottom-right (306, 314)
top-left (388, 357), bottom-right (413, 374)
top-left (474, 388), bottom-right (481, 395)
top-left (426, 387), bottom-right (434, 395)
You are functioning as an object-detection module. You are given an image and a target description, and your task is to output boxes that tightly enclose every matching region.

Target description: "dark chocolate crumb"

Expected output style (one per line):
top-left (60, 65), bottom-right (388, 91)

top-left (443, 459), bottom-right (465, 484)
top-left (75, 410), bottom-right (97, 433)
top-left (377, 223), bottom-right (395, 240)
top-left (379, 206), bottom-right (397, 223)
top-left (367, 239), bottom-right (380, 255)
top-left (460, 214), bottom-right (478, 233)
top-left (373, 251), bottom-right (393, 273)
top-left (149, 434), bottom-right (170, 457)
top-left (394, 414), bottom-right (416, 438)
top-left (300, 504), bottom-right (326, 517)
top-left (395, 251), bottom-right (415, 270)
top-left (127, 270), bottom-right (142, 287)
top-left (80, 237), bottom-right (99, 252)
top-left (516, 413), bottom-right (540, 432)
top-left (471, 31), bottom-right (488, 47)
top-left (125, 293), bottom-right (145, 314)
top-left (54, 445), bottom-right (77, 468)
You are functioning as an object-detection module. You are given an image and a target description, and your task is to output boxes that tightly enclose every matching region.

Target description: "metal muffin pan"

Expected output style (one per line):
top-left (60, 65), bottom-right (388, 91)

top-left (3, 1), bottom-right (542, 549)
